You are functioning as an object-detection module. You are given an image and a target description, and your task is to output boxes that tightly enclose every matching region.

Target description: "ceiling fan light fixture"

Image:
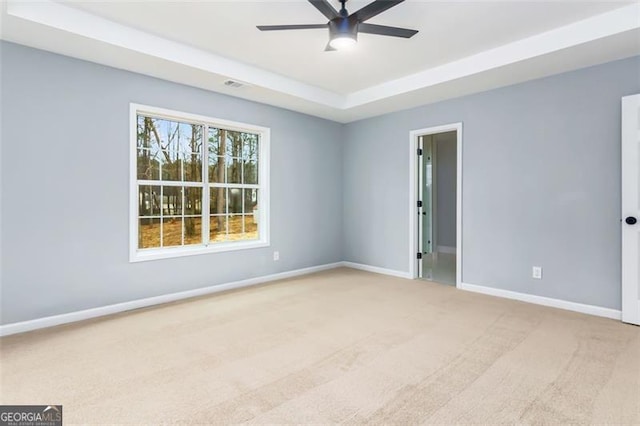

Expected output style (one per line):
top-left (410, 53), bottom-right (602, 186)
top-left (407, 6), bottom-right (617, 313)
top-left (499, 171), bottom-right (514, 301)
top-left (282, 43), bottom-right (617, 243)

top-left (328, 17), bottom-right (358, 50)
top-left (329, 33), bottom-right (357, 49)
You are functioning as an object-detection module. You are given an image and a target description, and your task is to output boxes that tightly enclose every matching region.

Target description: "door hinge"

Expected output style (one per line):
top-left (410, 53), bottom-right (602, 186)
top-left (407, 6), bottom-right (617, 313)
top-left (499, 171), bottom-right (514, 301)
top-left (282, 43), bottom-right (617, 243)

top-left (417, 148), bottom-right (423, 156)
top-left (417, 200), bottom-right (423, 208)
top-left (417, 252), bottom-right (422, 259)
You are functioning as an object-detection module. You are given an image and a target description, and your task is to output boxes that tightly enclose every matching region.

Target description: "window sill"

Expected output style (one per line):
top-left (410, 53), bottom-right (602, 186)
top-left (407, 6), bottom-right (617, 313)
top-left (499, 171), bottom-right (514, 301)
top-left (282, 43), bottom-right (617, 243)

top-left (129, 239), bottom-right (270, 263)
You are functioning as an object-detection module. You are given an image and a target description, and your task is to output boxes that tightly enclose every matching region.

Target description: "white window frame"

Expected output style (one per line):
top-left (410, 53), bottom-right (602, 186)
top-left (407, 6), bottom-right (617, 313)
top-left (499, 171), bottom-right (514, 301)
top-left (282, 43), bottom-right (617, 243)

top-left (129, 103), bottom-right (270, 262)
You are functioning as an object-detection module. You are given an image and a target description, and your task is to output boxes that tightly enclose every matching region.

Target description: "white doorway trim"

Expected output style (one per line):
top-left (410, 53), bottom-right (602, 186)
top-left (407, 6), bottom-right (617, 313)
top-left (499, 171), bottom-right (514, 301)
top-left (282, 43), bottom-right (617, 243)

top-left (409, 123), bottom-right (463, 287)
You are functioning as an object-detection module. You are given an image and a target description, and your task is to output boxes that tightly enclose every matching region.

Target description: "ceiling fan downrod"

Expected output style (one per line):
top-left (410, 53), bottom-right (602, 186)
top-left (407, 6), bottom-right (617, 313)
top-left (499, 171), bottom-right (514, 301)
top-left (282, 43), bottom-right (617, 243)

top-left (339, 0), bottom-right (349, 17)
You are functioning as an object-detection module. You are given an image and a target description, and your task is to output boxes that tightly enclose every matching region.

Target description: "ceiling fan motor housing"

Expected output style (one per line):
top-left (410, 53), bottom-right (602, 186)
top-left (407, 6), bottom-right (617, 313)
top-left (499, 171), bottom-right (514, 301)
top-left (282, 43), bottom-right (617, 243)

top-left (329, 16), bottom-right (359, 41)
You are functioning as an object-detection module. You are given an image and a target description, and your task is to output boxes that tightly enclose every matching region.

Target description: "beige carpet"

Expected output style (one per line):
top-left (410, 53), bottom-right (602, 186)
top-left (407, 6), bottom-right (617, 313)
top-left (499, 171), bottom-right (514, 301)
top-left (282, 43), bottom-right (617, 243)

top-left (1, 268), bottom-right (638, 424)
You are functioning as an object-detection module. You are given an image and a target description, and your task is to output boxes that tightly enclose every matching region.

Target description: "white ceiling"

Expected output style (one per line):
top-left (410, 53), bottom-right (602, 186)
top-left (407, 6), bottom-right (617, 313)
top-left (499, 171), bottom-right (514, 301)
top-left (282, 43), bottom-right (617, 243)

top-left (2, 1), bottom-right (639, 122)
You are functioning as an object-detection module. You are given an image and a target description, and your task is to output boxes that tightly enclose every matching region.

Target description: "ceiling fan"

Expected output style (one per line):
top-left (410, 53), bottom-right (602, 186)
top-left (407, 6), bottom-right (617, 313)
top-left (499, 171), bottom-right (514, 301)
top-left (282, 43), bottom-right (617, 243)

top-left (257, 0), bottom-right (418, 51)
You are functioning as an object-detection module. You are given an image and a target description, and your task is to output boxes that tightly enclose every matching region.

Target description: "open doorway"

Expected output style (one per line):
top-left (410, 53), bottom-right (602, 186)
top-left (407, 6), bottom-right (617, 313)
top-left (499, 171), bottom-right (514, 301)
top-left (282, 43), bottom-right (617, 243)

top-left (409, 123), bottom-right (462, 286)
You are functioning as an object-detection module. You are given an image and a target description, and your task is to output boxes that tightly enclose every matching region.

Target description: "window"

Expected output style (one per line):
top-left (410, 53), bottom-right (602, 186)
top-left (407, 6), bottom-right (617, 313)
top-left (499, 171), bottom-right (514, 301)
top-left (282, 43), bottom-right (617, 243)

top-left (130, 104), bottom-right (269, 262)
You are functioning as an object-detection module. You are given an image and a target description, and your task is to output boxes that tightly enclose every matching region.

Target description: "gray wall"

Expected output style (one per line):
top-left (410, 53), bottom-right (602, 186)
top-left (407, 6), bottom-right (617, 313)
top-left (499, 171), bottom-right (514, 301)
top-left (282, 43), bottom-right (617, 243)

top-left (434, 131), bottom-right (457, 249)
top-left (343, 55), bottom-right (640, 310)
top-left (0, 42), bottom-right (343, 324)
top-left (2, 42), bottom-right (639, 323)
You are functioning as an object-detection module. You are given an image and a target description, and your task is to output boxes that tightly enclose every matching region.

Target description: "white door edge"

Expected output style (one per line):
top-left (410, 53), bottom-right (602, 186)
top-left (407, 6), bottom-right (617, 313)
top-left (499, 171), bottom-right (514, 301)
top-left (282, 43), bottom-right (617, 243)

top-left (621, 94), bottom-right (640, 325)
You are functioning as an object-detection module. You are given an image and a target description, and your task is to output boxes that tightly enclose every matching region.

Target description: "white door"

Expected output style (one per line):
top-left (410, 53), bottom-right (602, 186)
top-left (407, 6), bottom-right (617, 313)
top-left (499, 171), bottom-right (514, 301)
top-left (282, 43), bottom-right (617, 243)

top-left (621, 94), bottom-right (640, 325)
top-left (417, 135), bottom-right (434, 279)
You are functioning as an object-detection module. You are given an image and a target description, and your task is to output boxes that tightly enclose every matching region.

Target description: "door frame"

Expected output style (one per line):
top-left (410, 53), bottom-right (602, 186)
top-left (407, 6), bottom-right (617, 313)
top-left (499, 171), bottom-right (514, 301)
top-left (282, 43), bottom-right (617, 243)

top-left (409, 123), bottom-right (463, 287)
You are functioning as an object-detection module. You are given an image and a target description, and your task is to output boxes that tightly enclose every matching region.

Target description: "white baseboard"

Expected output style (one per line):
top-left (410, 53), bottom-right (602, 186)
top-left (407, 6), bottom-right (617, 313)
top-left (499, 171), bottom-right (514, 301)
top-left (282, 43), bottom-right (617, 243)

top-left (460, 282), bottom-right (621, 320)
top-left (0, 262), bottom-right (343, 337)
top-left (341, 261), bottom-right (412, 279)
top-left (437, 246), bottom-right (456, 254)
top-left (1, 263), bottom-right (621, 337)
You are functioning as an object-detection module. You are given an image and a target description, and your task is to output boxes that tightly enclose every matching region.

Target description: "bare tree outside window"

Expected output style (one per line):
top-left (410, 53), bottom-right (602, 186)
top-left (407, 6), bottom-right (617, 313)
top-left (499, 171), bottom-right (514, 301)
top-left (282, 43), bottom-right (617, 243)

top-left (208, 128), bottom-right (259, 243)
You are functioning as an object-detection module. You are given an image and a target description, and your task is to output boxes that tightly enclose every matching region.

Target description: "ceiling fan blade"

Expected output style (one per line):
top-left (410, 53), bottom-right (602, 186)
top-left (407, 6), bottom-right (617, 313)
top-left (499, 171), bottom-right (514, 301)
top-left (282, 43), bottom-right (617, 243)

top-left (308, 0), bottom-right (340, 20)
top-left (325, 42), bottom-right (336, 52)
top-left (352, 0), bottom-right (405, 23)
top-left (358, 23), bottom-right (417, 38)
top-left (257, 24), bottom-right (327, 31)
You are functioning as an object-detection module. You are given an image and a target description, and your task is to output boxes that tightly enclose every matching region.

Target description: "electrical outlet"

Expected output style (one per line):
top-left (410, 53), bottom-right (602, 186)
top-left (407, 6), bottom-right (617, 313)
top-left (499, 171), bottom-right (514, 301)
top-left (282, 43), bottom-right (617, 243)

top-left (273, 251), bottom-right (280, 261)
top-left (532, 266), bottom-right (542, 279)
